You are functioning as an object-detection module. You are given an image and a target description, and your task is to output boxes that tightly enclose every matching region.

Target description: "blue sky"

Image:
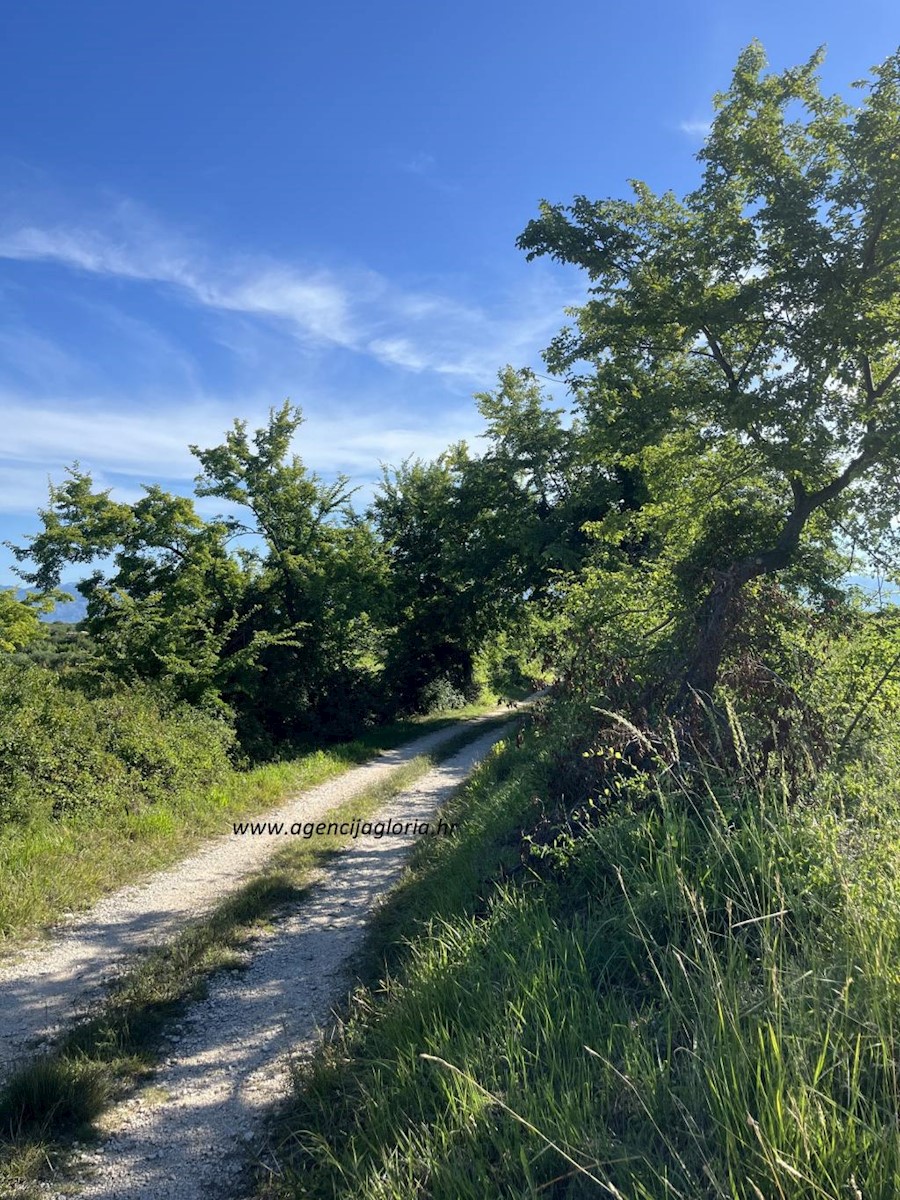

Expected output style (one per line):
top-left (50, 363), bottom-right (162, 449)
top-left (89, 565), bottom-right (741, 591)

top-left (1, 0), bottom-right (897, 583)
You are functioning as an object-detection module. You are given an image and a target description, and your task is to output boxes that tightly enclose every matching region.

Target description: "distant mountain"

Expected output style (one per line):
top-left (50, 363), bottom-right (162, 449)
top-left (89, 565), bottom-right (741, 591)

top-left (844, 574), bottom-right (900, 606)
top-left (14, 583), bottom-right (89, 624)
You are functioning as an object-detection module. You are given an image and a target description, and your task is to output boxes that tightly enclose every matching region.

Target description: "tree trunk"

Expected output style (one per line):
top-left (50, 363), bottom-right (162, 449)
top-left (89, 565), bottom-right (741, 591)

top-left (673, 487), bottom-right (813, 711)
top-left (681, 577), bottom-right (741, 698)
top-left (670, 444), bottom-right (880, 717)
top-left (673, 561), bottom-right (758, 711)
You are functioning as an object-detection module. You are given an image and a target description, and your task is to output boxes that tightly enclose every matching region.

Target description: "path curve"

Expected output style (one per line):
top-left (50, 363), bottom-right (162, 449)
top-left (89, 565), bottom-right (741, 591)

top-left (56, 724), bottom-right (507, 1199)
top-left (0, 710), bottom-right (513, 1080)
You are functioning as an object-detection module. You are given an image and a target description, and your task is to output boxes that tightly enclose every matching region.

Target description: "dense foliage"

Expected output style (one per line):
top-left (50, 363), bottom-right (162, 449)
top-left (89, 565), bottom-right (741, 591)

top-left (6, 382), bottom-right (570, 771)
top-left (521, 41), bottom-right (900, 708)
top-left (0, 661), bottom-right (234, 827)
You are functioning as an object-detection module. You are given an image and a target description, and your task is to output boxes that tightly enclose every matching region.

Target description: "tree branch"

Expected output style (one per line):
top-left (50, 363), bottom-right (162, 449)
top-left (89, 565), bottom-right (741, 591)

top-left (700, 326), bottom-right (737, 388)
top-left (736, 319), bottom-right (774, 386)
top-left (875, 360), bottom-right (900, 400)
top-left (861, 207), bottom-right (888, 275)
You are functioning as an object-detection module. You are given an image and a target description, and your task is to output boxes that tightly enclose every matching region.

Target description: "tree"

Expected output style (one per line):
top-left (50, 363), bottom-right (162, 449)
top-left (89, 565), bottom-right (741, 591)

top-left (372, 368), bottom-right (612, 709)
top-left (373, 454), bottom-right (477, 709)
top-left (518, 43), bottom-right (900, 703)
top-left (9, 470), bottom-right (264, 708)
top-left (10, 405), bottom-right (389, 747)
top-left (0, 590), bottom-right (54, 653)
top-left (191, 403), bottom-right (389, 741)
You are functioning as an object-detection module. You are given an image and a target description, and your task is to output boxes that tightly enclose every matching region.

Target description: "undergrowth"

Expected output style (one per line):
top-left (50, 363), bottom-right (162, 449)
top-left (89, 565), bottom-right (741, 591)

top-left (256, 700), bottom-right (900, 1199)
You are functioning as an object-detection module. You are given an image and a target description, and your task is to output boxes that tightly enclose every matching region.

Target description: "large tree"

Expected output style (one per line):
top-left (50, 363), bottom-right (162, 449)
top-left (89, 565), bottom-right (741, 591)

top-left (518, 42), bottom-right (900, 701)
top-left (11, 406), bottom-right (388, 747)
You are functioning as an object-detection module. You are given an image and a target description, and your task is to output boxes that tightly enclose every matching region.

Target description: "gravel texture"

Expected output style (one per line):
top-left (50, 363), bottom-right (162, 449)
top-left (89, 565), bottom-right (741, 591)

top-left (50, 723), bottom-right (507, 1199)
top-left (0, 712), bottom-right (509, 1082)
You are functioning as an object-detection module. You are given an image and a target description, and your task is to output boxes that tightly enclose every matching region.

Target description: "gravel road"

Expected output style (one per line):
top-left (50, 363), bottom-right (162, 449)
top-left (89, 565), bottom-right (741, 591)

top-left (0, 711), bottom-right (510, 1083)
top-left (49, 723), bottom-right (507, 1199)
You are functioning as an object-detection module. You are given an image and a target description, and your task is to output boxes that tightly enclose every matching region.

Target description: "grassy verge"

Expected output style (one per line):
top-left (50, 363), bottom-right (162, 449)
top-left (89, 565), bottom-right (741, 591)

top-left (0, 714), bottom-right (513, 1198)
top-left (0, 699), bottom-right (504, 948)
top-left (252, 706), bottom-right (900, 1200)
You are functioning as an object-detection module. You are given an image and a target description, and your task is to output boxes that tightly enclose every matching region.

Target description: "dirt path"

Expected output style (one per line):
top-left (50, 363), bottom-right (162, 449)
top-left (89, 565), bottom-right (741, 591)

top-left (0, 711), bottom-right (511, 1083)
top-left (53, 724), bottom-right (505, 1199)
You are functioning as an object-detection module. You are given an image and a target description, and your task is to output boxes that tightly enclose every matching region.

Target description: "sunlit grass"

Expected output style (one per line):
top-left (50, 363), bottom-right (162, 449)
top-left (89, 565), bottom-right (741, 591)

top-left (258, 714), bottom-right (900, 1199)
top-left (0, 697), bottom-right (505, 948)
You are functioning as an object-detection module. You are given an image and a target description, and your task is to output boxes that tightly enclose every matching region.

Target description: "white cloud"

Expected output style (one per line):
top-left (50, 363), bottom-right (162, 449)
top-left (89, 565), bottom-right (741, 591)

top-left (0, 463), bottom-right (59, 516)
top-left (365, 337), bottom-right (432, 374)
top-left (0, 218), bottom-right (358, 352)
top-left (678, 118), bottom-right (712, 137)
top-left (0, 390), bottom-right (484, 487)
top-left (0, 200), bottom-right (574, 384)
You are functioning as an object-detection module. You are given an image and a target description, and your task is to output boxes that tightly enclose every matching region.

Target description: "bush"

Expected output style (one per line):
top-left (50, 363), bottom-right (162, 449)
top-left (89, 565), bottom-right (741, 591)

top-left (0, 661), bottom-right (233, 827)
top-left (418, 675), bottom-right (470, 714)
top-left (94, 686), bottom-right (234, 808)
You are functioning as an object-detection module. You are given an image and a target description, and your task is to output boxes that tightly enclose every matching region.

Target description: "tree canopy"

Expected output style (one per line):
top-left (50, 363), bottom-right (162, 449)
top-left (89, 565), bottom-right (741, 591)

top-left (518, 41), bottom-right (900, 699)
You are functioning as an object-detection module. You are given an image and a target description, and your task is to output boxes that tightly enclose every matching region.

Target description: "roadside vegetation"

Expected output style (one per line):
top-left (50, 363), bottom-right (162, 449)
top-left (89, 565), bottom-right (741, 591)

top-left (257, 690), bottom-right (900, 1199)
top-left (0, 675), bottom-right (508, 945)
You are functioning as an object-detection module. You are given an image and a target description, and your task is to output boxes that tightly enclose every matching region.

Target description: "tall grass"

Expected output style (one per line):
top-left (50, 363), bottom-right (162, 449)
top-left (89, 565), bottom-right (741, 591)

top-left (259, 715), bottom-right (900, 1198)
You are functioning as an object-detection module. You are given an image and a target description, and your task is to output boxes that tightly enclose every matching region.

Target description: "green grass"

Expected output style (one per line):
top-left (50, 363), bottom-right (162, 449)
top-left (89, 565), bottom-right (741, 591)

top-left (253, 707), bottom-right (900, 1199)
top-left (0, 699), bottom-right (504, 949)
top-left (0, 715), bottom-right (513, 1198)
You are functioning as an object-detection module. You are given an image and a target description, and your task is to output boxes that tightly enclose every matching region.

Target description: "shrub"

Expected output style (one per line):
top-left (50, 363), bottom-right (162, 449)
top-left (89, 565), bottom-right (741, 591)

top-left (418, 675), bottom-right (470, 714)
top-left (0, 661), bottom-right (233, 827)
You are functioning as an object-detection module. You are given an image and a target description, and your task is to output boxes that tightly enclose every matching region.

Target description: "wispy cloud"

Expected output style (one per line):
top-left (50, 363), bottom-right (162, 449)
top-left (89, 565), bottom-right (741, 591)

top-left (677, 118), bottom-right (712, 137)
top-left (396, 151), bottom-right (460, 194)
top-left (0, 199), bottom-right (567, 382)
top-left (401, 151), bottom-right (437, 177)
top-left (0, 208), bottom-right (358, 352)
top-left (0, 327), bottom-right (86, 391)
top-left (0, 388), bottom-right (485, 487)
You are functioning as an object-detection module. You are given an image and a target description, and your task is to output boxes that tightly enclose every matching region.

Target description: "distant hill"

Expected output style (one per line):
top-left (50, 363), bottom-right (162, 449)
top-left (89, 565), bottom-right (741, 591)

top-left (13, 583), bottom-right (89, 624)
top-left (844, 573), bottom-right (900, 606)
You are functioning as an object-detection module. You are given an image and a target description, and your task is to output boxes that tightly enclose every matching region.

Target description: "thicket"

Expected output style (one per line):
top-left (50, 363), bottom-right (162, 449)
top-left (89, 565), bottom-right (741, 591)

top-left (0, 661), bottom-right (234, 827)
top-left (0, 374), bottom-right (573, 830)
